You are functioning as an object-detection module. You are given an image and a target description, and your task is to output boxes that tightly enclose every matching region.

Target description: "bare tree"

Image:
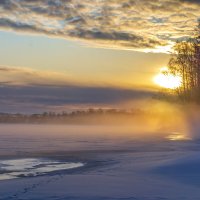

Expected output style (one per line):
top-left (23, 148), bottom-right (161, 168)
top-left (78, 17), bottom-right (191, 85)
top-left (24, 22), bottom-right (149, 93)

top-left (167, 23), bottom-right (200, 103)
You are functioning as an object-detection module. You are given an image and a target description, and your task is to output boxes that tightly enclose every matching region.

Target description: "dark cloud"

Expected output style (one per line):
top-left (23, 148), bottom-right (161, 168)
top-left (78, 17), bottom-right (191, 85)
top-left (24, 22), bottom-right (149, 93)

top-left (0, 18), bottom-right (46, 34)
top-left (180, 0), bottom-right (200, 4)
top-left (69, 29), bottom-right (137, 41)
top-left (68, 28), bottom-right (164, 48)
top-left (0, 85), bottom-right (154, 113)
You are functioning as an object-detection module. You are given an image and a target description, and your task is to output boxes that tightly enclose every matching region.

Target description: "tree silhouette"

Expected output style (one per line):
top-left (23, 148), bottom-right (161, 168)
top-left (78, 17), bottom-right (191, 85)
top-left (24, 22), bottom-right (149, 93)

top-left (167, 22), bottom-right (200, 102)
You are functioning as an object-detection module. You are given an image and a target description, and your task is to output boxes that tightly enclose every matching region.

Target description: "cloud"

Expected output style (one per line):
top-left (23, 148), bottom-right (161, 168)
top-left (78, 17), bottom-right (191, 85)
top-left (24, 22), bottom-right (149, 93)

top-left (0, 84), bottom-right (154, 113)
top-left (180, 0), bottom-right (200, 4)
top-left (0, 65), bottom-right (75, 86)
top-left (0, 0), bottom-right (200, 52)
top-left (0, 66), bottom-right (154, 113)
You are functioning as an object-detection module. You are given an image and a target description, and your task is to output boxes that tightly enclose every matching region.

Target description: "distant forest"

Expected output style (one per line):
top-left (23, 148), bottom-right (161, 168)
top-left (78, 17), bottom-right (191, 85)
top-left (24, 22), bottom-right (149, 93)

top-left (0, 108), bottom-right (149, 124)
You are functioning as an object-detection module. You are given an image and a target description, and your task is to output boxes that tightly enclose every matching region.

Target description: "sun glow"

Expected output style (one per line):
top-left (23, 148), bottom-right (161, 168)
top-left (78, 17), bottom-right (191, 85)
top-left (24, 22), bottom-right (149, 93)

top-left (154, 67), bottom-right (182, 89)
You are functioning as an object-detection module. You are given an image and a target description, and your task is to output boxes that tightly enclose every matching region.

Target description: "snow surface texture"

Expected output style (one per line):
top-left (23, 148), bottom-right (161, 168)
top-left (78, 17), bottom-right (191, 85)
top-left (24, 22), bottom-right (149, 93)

top-left (0, 124), bottom-right (200, 200)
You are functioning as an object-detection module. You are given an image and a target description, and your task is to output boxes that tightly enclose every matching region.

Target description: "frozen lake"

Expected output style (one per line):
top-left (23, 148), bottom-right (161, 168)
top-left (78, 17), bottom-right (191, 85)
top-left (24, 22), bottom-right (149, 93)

top-left (0, 124), bottom-right (200, 200)
top-left (0, 124), bottom-right (192, 155)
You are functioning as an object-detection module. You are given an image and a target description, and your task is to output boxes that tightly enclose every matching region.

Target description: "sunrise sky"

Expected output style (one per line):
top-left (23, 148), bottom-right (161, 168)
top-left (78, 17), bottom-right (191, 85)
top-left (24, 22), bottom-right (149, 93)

top-left (0, 0), bottom-right (200, 112)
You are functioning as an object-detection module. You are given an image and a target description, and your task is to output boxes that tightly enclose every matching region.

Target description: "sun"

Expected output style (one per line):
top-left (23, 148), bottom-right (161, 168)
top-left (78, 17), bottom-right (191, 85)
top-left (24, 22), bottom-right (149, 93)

top-left (154, 67), bottom-right (182, 89)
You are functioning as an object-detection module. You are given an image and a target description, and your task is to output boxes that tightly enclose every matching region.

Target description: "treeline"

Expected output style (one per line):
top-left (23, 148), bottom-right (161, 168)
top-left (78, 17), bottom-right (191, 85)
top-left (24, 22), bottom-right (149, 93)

top-left (0, 108), bottom-right (145, 124)
top-left (167, 22), bottom-right (200, 102)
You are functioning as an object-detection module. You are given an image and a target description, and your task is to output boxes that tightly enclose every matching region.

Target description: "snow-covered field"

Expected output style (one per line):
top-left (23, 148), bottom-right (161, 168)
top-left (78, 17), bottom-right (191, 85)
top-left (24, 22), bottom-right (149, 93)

top-left (0, 124), bottom-right (200, 200)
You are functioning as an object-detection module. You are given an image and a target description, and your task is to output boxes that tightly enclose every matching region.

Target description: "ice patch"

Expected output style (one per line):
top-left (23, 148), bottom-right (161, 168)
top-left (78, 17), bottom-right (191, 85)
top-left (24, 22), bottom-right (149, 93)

top-left (0, 158), bottom-right (84, 180)
top-left (165, 132), bottom-right (191, 141)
